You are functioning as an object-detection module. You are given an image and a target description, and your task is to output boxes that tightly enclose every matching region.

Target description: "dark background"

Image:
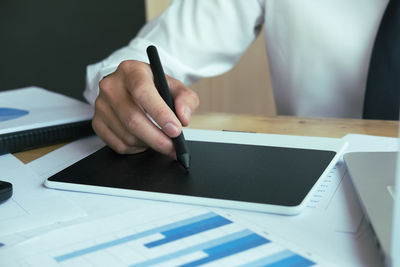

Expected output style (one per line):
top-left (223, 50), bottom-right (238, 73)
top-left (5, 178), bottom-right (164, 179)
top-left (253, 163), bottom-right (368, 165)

top-left (0, 0), bottom-right (146, 101)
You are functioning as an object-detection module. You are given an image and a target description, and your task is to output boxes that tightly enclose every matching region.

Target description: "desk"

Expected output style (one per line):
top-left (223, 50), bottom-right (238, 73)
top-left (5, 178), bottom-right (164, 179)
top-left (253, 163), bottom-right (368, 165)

top-left (6, 113), bottom-right (395, 266)
top-left (14, 113), bottom-right (399, 164)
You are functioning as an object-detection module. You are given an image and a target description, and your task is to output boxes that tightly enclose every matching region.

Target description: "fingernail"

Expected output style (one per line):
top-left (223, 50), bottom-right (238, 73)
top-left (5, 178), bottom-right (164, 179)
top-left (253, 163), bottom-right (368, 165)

top-left (163, 122), bottom-right (180, 137)
top-left (183, 106), bottom-right (192, 121)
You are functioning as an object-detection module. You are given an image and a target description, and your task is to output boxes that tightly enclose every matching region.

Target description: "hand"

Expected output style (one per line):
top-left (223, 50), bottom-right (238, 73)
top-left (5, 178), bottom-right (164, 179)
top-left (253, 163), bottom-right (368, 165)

top-left (92, 60), bottom-right (199, 157)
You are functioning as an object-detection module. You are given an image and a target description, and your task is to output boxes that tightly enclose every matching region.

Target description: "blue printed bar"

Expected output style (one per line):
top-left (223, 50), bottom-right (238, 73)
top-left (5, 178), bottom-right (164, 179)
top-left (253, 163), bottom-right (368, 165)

top-left (145, 215), bottom-right (232, 248)
top-left (239, 250), bottom-right (314, 267)
top-left (131, 230), bottom-right (253, 267)
top-left (54, 212), bottom-right (218, 262)
top-left (179, 233), bottom-right (270, 267)
top-left (267, 254), bottom-right (315, 267)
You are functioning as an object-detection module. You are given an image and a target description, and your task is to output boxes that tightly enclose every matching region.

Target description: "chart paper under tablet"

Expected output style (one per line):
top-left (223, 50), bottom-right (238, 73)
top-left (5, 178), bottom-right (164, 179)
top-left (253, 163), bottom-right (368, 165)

top-left (45, 132), bottom-right (343, 215)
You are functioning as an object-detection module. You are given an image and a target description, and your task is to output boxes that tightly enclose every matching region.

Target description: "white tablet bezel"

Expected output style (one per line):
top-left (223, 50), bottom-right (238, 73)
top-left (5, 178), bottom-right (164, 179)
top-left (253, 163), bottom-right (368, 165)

top-left (45, 129), bottom-right (347, 215)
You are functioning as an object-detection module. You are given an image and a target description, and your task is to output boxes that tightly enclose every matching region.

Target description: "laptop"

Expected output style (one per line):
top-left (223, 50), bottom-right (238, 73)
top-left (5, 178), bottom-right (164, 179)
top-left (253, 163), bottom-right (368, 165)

top-left (344, 151), bottom-right (399, 266)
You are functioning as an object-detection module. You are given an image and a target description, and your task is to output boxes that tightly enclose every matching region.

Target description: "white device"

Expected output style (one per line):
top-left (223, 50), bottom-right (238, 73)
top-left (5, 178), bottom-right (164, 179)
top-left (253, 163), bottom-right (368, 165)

top-left (45, 129), bottom-right (347, 215)
top-left (344, 150), bottom-right (400, 266)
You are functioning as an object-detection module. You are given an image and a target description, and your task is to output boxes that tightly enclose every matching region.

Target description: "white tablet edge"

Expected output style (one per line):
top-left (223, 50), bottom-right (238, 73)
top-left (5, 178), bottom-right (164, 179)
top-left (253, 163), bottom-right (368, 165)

top-left (45, 129), bottom-right (348, 215)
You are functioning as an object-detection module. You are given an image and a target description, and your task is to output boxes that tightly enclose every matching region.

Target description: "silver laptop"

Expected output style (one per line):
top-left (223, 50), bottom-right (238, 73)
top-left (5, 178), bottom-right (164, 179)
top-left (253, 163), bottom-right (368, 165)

top-left (344, 151), bottom-right (399, 267)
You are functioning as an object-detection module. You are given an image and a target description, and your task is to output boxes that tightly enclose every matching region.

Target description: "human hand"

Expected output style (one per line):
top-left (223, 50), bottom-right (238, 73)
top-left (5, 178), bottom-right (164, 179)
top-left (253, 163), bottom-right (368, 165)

top-left (92, 60), bottom-right (199, 158)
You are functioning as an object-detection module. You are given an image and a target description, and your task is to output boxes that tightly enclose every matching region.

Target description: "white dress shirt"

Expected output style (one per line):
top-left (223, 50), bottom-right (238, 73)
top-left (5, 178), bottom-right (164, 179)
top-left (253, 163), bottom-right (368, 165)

top-left (84, 0), bottom-right (388, 118)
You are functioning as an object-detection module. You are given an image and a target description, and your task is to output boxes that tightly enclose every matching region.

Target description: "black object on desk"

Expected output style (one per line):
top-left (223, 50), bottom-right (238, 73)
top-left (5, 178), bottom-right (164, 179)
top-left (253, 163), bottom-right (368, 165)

top-left (146, 45), bottom-right (191, 169)
top-left (0, 180), bottom-right (12, 204)
top-left (0, 120), bottom-right (94, 155)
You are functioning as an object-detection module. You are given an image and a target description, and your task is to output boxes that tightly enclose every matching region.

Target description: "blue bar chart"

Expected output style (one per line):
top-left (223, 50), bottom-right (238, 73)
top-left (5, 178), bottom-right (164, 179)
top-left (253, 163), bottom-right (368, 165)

top-left (24, 211), bottom-right (317, 266)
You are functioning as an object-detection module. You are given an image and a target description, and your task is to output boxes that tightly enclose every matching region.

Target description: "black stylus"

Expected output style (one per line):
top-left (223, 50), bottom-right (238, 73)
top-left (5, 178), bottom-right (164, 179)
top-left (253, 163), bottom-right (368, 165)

top-left (146, 45), bottom-right (191, 169)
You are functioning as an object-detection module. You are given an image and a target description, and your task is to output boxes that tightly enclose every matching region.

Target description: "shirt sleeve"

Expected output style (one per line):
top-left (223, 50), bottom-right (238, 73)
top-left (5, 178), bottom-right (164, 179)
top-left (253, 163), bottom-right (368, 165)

top-left (84, 0), bottom-right (265, 105)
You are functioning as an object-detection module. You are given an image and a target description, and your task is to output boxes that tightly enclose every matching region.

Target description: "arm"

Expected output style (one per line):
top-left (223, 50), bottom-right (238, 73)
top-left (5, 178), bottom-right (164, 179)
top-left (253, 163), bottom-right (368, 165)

top-left (86, 0), bottom-right (265, 103)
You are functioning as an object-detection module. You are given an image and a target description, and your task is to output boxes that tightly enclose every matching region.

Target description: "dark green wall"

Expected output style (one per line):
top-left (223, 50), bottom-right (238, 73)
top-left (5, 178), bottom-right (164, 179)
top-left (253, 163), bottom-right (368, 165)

top-left (0, 0), bottom-right (145, 101)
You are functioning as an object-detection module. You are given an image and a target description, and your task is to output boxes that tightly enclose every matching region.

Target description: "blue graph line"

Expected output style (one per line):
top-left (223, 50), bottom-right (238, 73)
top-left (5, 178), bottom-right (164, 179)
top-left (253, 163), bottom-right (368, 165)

top-left (145, 215), bottom-right (232, 248)
top-left (266, 254), bottom-right (315, 267)
top-left (240, 250), bottom-right (294, 267)
top-left (131, 230), bottom-right (253, 267)
top-left (239, 249), bottom-right (315, 267)
top-left (54, 212), bottom-right (219, 262)
top-left (180, 233), bottom-right (270, 267)
top-left (53, 211), bottom-right (314, 267)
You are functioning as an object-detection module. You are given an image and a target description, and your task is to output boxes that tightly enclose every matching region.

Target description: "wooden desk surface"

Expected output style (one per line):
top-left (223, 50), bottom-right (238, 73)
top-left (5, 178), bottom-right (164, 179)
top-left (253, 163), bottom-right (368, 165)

top-left (14, 113), bottom-right (399, 164)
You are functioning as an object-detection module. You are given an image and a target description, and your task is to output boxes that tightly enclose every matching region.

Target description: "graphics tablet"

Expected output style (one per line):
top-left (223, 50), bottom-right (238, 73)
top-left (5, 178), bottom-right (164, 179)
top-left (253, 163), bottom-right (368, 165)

top-left (45, 129), bottom-right (347, 215)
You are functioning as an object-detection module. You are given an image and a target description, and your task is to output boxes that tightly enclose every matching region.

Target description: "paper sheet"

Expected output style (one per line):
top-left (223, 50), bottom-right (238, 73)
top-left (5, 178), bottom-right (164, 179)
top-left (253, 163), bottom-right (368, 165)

top-left (0, 154), bottom-right (86, 237)
top-left (0, 87), bottom-right (93, 134)
top-left (26, 136), bottom-right (152, 219)
top-left (0, 205), bottom-right (331, 267)
top-left (27, 135), bottom-right (105, 179)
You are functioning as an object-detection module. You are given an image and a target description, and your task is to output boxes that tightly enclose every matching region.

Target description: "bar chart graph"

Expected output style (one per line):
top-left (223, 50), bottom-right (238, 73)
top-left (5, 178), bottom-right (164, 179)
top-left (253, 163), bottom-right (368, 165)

top-left (21, 210), bottom-right (318, 267)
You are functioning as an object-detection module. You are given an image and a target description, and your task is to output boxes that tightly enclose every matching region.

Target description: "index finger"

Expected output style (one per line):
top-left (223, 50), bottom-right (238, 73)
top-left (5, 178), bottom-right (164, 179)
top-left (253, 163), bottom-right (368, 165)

top-left (119, 61), bottom-right (182, 138)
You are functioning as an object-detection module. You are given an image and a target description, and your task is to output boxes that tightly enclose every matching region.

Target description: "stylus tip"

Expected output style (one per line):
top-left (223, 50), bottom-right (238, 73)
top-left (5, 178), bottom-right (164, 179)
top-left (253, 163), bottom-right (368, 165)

top-left (178, 153), bottom-right (190, 169)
